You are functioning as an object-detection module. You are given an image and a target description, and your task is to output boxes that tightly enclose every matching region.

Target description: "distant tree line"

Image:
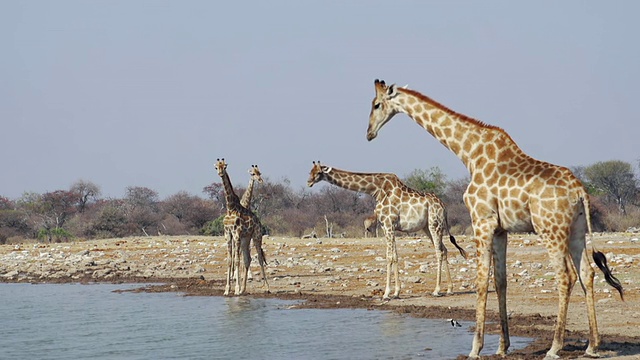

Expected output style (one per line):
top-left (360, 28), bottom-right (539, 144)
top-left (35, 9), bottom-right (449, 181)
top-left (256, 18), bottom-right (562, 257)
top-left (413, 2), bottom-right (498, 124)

top-left (1, 160), bottom-right (639, 244)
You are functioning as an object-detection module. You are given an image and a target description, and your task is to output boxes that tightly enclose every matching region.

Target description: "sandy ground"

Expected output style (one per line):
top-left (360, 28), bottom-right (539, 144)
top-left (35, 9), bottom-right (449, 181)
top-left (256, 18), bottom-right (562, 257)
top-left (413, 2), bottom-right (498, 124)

top-left (1, 232), bottom-right (639, 359)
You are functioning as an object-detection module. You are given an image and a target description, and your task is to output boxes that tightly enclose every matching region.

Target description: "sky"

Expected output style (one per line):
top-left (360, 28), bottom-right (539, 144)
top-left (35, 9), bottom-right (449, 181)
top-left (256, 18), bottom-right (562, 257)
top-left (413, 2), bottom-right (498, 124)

top-left (2, 1), bottom-right (639, 200)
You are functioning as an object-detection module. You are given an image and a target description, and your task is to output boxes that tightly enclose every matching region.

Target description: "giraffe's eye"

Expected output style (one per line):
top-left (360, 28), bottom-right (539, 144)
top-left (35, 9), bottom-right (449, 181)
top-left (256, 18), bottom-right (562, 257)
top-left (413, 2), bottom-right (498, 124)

top-left (374, 103), bottom-right (381, 110)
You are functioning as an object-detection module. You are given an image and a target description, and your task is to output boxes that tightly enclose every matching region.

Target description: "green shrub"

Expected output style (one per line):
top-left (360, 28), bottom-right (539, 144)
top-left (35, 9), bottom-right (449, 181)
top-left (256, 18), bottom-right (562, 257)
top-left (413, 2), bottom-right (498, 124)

top-left (201, 215), bottom-right (225, 236)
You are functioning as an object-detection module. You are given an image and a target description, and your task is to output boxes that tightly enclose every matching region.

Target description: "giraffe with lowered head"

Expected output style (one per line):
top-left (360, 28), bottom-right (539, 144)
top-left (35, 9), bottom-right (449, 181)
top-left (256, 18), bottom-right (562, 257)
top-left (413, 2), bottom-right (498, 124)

top-left (215, 159), bottom-right (268, 296)
top-left (366, 79), bottom-right (623, 358)
top-left (363, 214), bottom-right (378, 238)
top-left (307, 161), bottom-right (467, 299)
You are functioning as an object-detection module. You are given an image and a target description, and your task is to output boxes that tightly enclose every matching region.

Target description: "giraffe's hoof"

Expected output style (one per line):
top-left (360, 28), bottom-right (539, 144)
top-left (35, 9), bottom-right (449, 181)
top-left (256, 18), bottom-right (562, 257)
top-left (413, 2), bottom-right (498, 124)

top-left (431, 292), bottom-right (443, 297)
top-left (584, 349), bottom-right (600, 358)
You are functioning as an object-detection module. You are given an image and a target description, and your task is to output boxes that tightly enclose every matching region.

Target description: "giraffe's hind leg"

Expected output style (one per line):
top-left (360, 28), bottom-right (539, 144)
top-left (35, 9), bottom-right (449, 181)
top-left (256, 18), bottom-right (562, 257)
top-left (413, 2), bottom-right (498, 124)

top-left (568, 212), bottom-right (600, 356)
top-left (426, 228), bottom-right (450, 297)
top-left (253, 235), bottom-right (270, 293)
top-left (544, 230), bottom-right (577, 359)
top-left (238, 236), bottom-right (251, 295)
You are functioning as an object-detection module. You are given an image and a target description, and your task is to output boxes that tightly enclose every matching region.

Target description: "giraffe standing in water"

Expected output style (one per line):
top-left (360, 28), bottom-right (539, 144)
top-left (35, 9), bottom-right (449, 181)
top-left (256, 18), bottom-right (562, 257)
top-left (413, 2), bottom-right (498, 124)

top-left (366, 79), bottom-right (623, 358)
top-left (215, 159), bottom-right (268, 296)
top-left (307, 161), bottom-right (467, 299)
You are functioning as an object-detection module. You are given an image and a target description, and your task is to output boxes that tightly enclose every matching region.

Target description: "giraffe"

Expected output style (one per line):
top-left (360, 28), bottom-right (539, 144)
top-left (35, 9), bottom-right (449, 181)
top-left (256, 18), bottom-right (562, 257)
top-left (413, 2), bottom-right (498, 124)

top-left (240, 164), bottom-right (268, 282)
top-left (307, 161), bottom-right (467, 299)
top-left (363, 214), bottom-right (379, 238)
top-left (366, 79), bottom-right (623, 358)
top-left (215, 159), bottom-right (269, 296)
top-left (240, 164), bottom-right (264, 208)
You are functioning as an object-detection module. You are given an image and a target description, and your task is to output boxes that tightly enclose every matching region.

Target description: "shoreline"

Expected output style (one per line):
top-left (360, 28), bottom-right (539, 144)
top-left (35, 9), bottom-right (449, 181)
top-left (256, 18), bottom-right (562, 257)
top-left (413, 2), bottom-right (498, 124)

top-left (1, 234), bottom-right (638, 359)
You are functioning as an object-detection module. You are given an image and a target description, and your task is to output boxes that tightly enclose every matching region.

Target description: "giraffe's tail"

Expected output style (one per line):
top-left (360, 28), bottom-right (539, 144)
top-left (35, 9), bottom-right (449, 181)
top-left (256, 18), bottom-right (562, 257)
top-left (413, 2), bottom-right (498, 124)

top-left (580, 191), bottom-right (624, 300)
top-left (258, 245), bottom-right (268, 266)
top-left (444, 208), bottom-right (467, 259)
top-left (449, 235), bottom-right (467, 260)
top-left (592, 248), bottom-right (624, 301)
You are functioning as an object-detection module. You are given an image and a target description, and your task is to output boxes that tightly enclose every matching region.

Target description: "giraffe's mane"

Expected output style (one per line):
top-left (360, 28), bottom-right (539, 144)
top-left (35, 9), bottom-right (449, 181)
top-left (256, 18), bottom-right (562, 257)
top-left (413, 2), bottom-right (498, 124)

top-left (399, 87), bottom-right (517, 143)
top-left (328, 168), bottom-right (426, 195)
top-left (328, 167), bottom-right (398, 180)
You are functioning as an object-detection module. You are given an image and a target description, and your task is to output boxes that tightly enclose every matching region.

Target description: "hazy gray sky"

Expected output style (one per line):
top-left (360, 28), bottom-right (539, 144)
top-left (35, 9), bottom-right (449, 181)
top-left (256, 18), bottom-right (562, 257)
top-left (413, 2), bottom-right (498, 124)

top-left (2, 1), bottom-right (639, 200)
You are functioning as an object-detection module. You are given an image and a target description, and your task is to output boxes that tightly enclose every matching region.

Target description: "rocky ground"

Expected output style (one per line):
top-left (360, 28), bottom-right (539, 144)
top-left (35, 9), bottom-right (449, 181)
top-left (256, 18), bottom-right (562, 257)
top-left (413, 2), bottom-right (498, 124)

top-left (1, 233), bottom-right (639, 359)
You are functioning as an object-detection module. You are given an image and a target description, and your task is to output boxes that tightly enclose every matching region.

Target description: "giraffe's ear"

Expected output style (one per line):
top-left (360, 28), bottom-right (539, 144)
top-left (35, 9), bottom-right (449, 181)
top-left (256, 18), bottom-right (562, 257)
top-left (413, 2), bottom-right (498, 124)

top-left (323, 167), bottom-right (332, 173)
top-left (387, 84), bottom-right (398, 97)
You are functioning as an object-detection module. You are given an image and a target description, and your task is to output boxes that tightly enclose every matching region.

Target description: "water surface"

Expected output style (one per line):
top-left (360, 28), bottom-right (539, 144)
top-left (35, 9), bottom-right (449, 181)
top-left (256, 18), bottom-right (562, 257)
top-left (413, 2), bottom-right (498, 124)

top-left (0, 283), bottom-right (530, 359)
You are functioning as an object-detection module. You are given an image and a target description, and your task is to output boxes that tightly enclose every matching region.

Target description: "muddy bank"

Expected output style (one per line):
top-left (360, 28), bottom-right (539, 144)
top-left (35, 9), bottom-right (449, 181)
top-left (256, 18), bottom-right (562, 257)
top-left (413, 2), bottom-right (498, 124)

top-left (1, 234), bottom-right (639, 358)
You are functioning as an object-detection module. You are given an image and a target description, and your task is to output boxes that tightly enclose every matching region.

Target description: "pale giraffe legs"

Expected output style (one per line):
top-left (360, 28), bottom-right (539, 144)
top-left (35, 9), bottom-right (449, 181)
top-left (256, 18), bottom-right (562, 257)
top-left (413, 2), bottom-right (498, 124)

top-left (237, 236), bottom-right (252, 295)
top-left (469, 226), bottom-right (494, 358)
top-left (223, 230), bottom-right (234, 296)
top-left (426, 230), bottom-right (453, 296)
top-left (252, 235), bottom-right (270, 292)
top-left (569, 214), bottom-right (600, 357)
top-left (545, 231), bottom-right (578, 359)
top-left (492, 231), bottom-right (510, 355)
top-left (382, 227), bottom-right (400, 300)
top-left (233, 234), bottom-right (243, 295)
top-left (579, 250), bottom-right (599, 356)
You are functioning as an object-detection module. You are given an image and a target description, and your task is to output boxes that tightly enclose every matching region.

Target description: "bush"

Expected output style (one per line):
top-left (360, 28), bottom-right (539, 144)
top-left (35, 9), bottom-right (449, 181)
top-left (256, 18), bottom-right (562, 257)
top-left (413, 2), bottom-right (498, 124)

top-left (37, 227), bottom-right (74, 243)
top-left (603, 207), bottom-right (640, 232)
top-left (202, 215), bottom-right (225, 236)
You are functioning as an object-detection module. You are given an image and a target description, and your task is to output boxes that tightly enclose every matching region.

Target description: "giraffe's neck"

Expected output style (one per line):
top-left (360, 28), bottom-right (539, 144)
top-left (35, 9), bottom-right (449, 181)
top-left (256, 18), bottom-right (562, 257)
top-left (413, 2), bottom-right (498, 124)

top-left (396, 88), bottom-right (523, 173)
top-left (322, 168), bottom-right (387, 199)
top-left (220, 170), bottom-right (241, 211)
top-left (240, 177), bottom-right (256, 209)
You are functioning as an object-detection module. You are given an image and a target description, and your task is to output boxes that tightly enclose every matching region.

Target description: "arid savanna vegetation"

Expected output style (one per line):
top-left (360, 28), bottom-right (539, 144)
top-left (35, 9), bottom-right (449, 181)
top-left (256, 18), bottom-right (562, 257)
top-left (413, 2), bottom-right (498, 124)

top-left (1, 159), bottom-right (639, 244)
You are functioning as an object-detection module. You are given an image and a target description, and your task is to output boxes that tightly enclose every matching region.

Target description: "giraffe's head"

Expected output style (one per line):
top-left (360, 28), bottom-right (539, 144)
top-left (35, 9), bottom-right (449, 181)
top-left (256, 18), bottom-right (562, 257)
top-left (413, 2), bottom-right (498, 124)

top-left (248, 164), bottom-right (264, 184)
top-left (367, 79), bottom-right (400, 141)
top-left (215, 158), bottom-right (227, 177)
top-left (307, 161), bottom-right (332, 187)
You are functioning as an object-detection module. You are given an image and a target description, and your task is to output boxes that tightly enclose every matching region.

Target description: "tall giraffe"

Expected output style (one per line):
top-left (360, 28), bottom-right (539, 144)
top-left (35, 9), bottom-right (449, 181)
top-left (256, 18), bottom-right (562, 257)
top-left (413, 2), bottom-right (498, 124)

top-left (240, 164), bottom-right (268, 282)
top-left (215, 159), bottom-right (268, 296)
top-left (363, 214), bottom-right (378, 238)
top-left (307, 161), bottom-right (467, 298)
top-left (366, 79), bottom-right (623, 358)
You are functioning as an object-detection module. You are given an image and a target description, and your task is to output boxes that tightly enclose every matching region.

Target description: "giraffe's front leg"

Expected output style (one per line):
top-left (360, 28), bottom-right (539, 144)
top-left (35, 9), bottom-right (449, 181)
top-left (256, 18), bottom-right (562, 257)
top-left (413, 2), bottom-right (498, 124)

top-left (492, 231), bottom-right (510, 355)
top-left (391, 236), bottom-right (400, 298)
top-left (382, 232), bottom-right (395, 300)
top-left (224, 231), bottom-right (233, 296)
top-left (469, 230), bottom-right (494, 358)
top-left (233, 235), bottom-right (242, 295)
